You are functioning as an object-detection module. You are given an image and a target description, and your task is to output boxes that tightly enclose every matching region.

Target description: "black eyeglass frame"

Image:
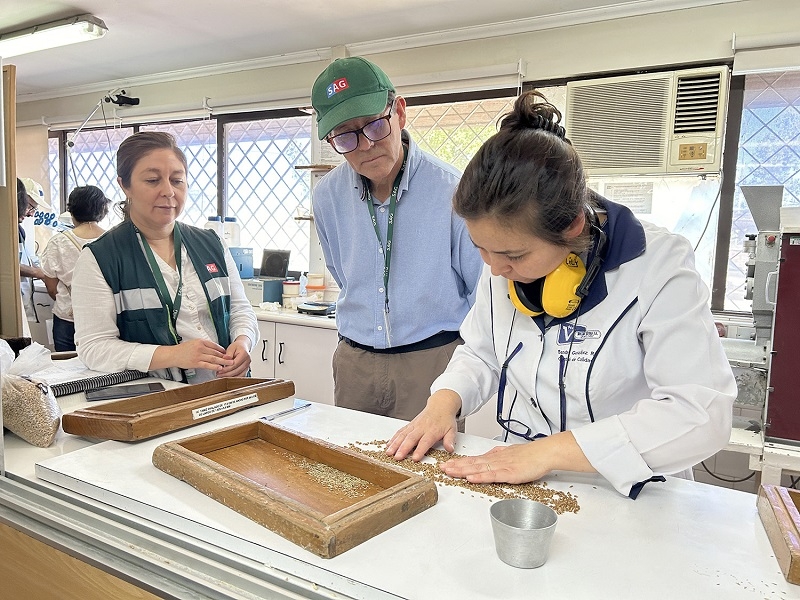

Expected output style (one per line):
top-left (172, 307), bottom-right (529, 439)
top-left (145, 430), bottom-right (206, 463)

top-left (496, 341), bottom-right (546, 442)
top-left (326, 100), bottom-right (396, 154)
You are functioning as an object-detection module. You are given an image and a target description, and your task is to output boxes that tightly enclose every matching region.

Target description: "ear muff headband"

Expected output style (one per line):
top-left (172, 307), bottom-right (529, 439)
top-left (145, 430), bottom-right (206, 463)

top-left (508, 209), bottom-right (608, 318)
top-left (508, 253), bottom-right (586, 318)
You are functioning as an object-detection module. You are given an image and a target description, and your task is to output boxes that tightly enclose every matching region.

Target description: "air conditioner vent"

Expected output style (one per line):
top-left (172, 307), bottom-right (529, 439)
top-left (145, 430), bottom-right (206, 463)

top-left (673, 73), bottom-right (721, 134)
top-left (567, 76), bottom-right (671, 170)
top-left (566, 66), bottom-right (729, 175)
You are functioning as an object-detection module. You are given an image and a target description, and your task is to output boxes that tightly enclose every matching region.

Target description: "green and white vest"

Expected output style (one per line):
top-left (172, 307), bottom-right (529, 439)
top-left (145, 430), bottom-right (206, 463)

top-left (88, 220), bottom-right (232, 356)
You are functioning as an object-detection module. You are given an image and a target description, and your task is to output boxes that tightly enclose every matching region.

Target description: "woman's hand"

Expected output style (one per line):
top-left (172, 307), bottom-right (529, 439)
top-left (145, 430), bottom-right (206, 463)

top-left (385, 389), bottom-right (462, 462)
top-left (216, 336), bottom-right (252, 378)
top-left (150, 338), bottom-right (231, 372)
top-left (438, 431), bottom-right (595, 484)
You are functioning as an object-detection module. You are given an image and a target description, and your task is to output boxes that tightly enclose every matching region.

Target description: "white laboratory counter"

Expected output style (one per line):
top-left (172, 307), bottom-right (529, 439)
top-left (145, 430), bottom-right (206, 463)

top-left (0, 383), bottom-right (797, 600)
top-left (253, 306), bottom-right (337, 329)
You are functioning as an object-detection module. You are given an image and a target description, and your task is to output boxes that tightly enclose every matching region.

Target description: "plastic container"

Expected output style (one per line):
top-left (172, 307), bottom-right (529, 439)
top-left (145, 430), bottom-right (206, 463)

top-left (283, 281), bottom-right (301, 296)
top-left (223, 217), bottom-right (241, 247)
top-left (204, 215), bottom-right (224, 237)
top-left (282, 294), bottom-right (303, 310)
top-left (307, 273), bottom-right (325, 287)
top-left (305, 284), bottom-right (325, 302)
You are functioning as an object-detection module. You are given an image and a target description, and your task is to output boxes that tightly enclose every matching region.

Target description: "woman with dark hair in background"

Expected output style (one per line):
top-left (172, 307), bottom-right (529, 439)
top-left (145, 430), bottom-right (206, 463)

top-left (40, 185), bottom-right (111, 351)
top-left (386, 91), bottom-right (737, 498)
top-left (72, 131), bottom-right (258, 382)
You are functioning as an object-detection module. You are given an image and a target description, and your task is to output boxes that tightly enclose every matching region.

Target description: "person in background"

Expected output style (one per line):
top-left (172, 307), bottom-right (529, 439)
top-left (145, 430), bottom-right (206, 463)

top-left (311, 57), bottom-right (484, 421)
top-left (40, 185), bottom-right (111, 351)
top-left (386, 91), bottom-right (737, 498)
top-left (17, 177), bottom-right (47, 321)
top-left (72, 131), bottom-right (258, 382)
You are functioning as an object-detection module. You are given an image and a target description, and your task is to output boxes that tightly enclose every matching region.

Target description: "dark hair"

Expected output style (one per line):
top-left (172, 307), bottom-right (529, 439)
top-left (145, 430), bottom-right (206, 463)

top-left (16, 177), bottom-right (28, 219)
top-left (116, 131), bottom-right (188, 219)
top-left (453, 90), bottom-right (596, 251)
top-left (67, 185), bottom-right (111, 223)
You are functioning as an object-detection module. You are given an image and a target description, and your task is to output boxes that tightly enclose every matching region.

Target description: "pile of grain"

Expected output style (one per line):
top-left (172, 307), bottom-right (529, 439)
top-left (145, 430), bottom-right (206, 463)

top-left (349, 440), bottom-right (580, 515)
top-left (293, 456), bottom-right (370, 498)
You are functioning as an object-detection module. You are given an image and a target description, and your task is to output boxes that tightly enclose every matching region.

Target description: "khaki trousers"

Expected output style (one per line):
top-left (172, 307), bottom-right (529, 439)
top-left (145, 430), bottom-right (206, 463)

top-left (332, 338), bottom-right (463, 423)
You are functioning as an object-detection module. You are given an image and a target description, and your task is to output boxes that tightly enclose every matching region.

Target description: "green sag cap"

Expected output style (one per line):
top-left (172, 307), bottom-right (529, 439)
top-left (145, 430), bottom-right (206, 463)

top-left (311, 57), bottom-right (395, 140)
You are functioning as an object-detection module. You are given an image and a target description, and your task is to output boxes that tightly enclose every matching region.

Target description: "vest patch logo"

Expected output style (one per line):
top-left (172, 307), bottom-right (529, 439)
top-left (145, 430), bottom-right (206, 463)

top-left (206, 263), bottom-right (219, 273)
top-left (558, 322), bottom-right (601, 344)
top-left (327, 78), bottom-right (348, 98)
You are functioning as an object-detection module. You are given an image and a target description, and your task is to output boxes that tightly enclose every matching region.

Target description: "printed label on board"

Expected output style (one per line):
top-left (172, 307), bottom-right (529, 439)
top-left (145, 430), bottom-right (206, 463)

top-left (192, 393), bottom-right (259, 419)
top-left (790, 236), bottom-right (800, 246)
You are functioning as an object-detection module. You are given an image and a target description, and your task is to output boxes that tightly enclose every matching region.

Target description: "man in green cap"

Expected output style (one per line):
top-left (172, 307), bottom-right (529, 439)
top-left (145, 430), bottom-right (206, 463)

top-left (311, 56), bottom-right (483, 422)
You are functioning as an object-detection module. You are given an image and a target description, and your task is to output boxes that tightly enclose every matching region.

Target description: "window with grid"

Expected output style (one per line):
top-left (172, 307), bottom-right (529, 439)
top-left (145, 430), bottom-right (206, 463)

top-left (728, 71), bottom-right (800, 311)
top-left (225, 116), bottom-right (312, 272)
top-left (141, 120), bottom-right (218, 228)
top-left (65, 127), bottom-right (133, 228)
top-left (404, 87), bottom-right (564, 172)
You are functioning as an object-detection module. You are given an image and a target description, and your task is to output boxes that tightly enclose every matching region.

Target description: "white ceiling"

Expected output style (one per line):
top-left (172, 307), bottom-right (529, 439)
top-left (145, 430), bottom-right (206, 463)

top-left (3, 0), bottom-right (738, 100)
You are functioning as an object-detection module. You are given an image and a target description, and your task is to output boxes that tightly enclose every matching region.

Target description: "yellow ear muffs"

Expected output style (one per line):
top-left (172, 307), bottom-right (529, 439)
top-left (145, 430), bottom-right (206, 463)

top-left (508, 253), bottom-right (587, 318)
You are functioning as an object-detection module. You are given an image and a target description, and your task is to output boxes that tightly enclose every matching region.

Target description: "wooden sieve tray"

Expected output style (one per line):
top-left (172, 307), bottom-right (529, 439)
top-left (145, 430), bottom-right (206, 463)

top-left (62, 378), bottom-right (295, 441)
top-left (758, 483), bottom-right (800, 584)
top-left (152, 420), bottom-right (438, 558)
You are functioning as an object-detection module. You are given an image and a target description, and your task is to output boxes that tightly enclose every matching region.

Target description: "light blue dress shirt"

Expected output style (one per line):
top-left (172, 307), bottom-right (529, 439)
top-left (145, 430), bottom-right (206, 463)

top-left (312, 131), bottom-right (484, 349)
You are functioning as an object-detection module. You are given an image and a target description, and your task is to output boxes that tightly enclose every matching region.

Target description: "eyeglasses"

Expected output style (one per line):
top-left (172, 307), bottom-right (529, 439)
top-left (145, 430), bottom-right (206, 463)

top-left (496, 341), bottom-right (546, 442)
top-left (25, 202), bottom-right (37, 216)
top-left (327, 101), bottom-right (395, 154)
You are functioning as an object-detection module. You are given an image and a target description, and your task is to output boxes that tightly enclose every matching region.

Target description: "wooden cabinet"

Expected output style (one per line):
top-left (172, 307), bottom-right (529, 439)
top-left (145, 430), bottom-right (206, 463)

top-left (249, 320), bottom-right (337, 405)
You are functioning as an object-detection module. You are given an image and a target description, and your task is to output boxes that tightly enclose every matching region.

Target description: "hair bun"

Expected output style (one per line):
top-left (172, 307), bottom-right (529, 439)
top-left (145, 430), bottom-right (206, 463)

top-left (501, 91), bottom-right (567, 140)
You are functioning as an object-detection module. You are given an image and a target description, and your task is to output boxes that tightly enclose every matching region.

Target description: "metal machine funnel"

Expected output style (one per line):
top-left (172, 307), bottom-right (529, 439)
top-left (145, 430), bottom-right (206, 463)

top-left (740, 185), bottom-right (784, 232)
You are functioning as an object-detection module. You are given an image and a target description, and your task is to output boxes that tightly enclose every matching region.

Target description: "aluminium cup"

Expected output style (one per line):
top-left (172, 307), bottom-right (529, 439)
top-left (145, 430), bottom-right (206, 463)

top-left (490, 498), bottom-right (558, 568)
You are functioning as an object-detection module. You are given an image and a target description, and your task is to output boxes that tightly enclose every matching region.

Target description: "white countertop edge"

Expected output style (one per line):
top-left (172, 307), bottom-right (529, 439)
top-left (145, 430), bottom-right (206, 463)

top-left (254, 308), bottom-right (337, 330)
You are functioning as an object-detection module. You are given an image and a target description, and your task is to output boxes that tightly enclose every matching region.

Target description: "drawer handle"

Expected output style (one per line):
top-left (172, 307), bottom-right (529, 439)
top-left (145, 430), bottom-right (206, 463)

top-left (261, 340), bottom-right (269, 362)
top-left (278, 342), bottom-right (285, 364)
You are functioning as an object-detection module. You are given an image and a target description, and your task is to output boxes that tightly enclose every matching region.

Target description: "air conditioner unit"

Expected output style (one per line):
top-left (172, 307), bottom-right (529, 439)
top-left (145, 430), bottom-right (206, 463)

top-left (565, 66), bottom-right (729, 175)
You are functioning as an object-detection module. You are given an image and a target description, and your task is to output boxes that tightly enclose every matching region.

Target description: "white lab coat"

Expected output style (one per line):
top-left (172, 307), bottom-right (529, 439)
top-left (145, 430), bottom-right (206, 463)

top-left (433, 204), bottom-right (736, 497)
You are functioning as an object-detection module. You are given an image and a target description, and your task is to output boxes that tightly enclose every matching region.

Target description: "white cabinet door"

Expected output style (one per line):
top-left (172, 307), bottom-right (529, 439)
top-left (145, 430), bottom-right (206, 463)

top-left (274, 322), bottom-right (337, 405)
top-left (29, 288), bottom-right (55, 350)
top-left (249, 321), bottom-right (276, 379)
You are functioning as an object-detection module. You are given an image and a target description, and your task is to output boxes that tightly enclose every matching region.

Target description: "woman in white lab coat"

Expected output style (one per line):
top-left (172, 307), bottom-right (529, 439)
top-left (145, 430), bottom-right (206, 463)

top-left (386, 91), bottom-right (736, 498)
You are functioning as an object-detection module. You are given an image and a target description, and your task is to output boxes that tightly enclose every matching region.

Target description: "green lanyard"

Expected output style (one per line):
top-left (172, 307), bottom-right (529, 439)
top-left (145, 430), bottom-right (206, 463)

top-left (138, 223), bottom-right (184, 343)
top-left (366, 146), bottom-right (408, 314)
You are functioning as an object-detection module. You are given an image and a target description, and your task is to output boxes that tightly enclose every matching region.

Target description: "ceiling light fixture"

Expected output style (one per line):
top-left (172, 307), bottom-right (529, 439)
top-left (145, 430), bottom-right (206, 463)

top-left (0, 14), bottom-right (107, 58)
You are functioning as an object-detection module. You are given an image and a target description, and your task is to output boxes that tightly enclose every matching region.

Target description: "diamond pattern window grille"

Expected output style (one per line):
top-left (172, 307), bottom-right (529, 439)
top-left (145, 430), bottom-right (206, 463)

top-left (728, 71), bottom-right (800, 310)
top-left (141, 120), bottom-right (218, 228)
top-left (48, 137), bottom-right (60, 213)
top-left (225, 116), bottom-right (312, 272)
top-left (405, 87), bottom-right (564, 172)
top-left (66, 127), bottom-right (133, 229)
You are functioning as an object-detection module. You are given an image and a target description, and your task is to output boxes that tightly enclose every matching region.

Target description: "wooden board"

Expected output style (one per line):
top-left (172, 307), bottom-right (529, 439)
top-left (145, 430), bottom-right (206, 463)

top-left (152, 420), bottom-right (438, 558)
top-left (62, 378), bottom-right (295, 441)
top-left (758, 484), bottom-right (800, 584)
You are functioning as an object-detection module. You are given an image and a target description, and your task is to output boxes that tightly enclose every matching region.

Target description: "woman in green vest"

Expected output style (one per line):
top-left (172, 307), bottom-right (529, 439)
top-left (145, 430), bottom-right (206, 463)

top-left (72, 131), bottom-right (259, 384)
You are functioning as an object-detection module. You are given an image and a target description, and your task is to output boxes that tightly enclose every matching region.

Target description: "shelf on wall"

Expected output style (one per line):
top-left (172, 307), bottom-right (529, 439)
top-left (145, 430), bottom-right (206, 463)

top-left (294, 164), bottom-right (336, 171)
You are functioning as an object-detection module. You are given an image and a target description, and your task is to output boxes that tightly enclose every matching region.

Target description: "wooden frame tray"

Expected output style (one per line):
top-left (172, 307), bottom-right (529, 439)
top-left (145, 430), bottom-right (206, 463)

top-left (758, 483), bottom-right (800, 584)
top-left (62, 378), bottom-right (295, 441)
top-left (152, 420), bottom-right (438, 558)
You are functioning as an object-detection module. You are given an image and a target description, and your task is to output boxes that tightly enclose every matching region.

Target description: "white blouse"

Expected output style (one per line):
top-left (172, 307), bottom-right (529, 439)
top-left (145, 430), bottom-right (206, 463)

top-left (40, 230), bottom-right (98, 321)
top-left (72, 240), bottom-right (259, 383)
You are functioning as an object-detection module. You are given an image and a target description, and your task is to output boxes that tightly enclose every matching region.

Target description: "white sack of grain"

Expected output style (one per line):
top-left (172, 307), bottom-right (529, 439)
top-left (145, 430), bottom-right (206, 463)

top-left (0, 340), bottom-right (62, 447)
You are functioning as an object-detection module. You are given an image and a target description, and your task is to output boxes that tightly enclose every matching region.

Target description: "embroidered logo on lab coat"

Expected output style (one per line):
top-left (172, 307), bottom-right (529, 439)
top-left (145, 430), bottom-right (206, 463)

top-left (205, 263), bottom-right (219, 273)
top-left (558, 322), bottom-right (601, 344)
top-left (327, 78), bottom-right (348, 97)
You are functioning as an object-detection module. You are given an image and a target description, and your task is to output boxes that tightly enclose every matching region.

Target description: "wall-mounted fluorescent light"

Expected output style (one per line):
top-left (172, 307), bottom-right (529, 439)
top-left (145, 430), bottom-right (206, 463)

top-left (0, 14), bottom-right (107, 58)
